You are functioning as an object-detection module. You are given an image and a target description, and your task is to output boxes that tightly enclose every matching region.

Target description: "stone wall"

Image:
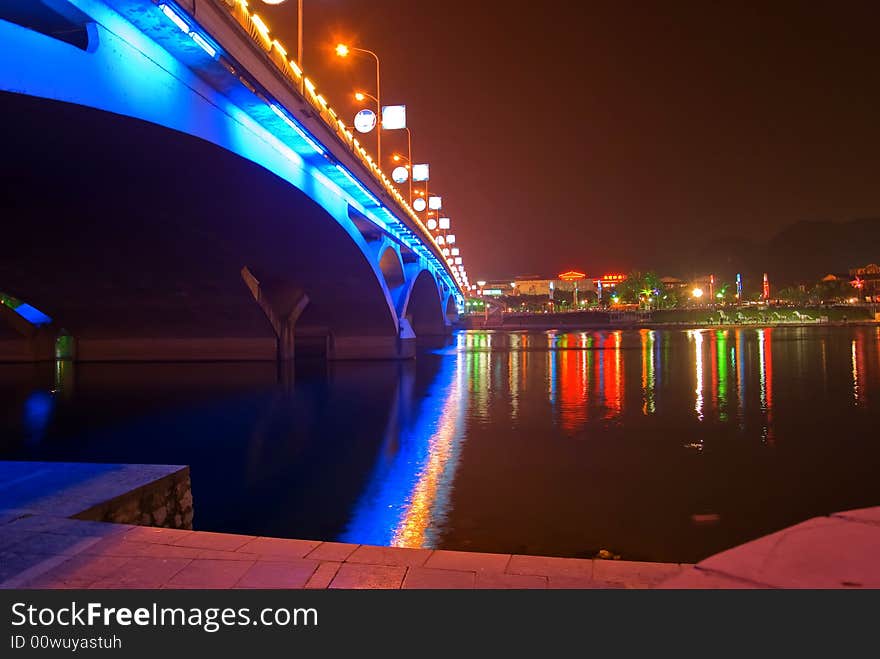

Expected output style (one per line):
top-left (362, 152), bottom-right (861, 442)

top-left (74, 466), bottom-right (194, 530)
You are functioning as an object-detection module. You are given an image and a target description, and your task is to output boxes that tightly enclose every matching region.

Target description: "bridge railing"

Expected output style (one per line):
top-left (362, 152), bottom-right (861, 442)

top-left (216, 0), bottom-right (448, 274)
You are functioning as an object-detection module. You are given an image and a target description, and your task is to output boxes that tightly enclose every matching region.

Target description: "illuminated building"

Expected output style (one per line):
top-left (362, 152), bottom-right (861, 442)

top-left (509, 275), bottom-right (596, 298)
top-left (849, 264), bottom-right (880, 301)
top-left (660, 276), bottom-right (687, 291)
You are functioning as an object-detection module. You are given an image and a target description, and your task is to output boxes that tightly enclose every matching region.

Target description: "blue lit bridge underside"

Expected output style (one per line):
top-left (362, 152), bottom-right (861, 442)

top-left (0, 0), bottom-right (462, 362)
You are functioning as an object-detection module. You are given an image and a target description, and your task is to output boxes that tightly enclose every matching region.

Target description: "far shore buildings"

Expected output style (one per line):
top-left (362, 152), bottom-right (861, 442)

top-left (474, 264), bottom-right (880, 304)
top-left (478, 273), bottom-right (625, 302)
top-left (849, 263), bottom-right (880, 301)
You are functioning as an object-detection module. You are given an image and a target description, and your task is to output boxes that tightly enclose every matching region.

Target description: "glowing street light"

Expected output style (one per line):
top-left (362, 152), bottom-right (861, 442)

top-left (336, 43), bottom-right (382, 163)
top-left (389, 128), bottom-right (414, 202)
top-left (692, 287), bottom-right (704, 299)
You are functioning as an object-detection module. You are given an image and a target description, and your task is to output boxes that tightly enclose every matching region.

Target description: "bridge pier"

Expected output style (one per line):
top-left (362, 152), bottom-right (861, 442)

top-left (0, 304), bottom-right (55, 362)
top-left (241, 267), bottom-right (309, 362)
top-left (296, 321), bottom-right (416, 361)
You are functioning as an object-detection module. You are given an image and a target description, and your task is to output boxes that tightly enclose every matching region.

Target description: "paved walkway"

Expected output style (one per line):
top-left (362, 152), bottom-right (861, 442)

top-left (1, 461), bottom-right (877, 589)
top-left (659, 507), bottom-right (880, 589)
top-left (0, 511), bottom-right (685, 589)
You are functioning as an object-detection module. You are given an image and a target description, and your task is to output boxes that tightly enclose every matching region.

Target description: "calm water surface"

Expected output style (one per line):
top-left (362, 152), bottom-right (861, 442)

top-left (2, 326), bottom-right (879, 563)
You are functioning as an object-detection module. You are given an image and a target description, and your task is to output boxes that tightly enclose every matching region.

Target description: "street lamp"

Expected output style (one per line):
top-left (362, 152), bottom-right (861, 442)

top-left (260, 0), bottom-right (303, 82)
top-left (390, 127), bottom-right (414, 202)
top-left (336, 43), bottom-right (382, 164)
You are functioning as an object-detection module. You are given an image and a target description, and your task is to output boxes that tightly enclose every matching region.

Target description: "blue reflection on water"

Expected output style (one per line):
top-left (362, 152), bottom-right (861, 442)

top-left (23, 391), bottom-right (55, 444)
top-left (340, 349), bottom-right (466, 547)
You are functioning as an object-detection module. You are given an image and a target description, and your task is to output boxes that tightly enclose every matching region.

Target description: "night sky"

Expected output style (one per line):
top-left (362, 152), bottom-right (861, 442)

top-left (256, 1), bottom-right (880, 279)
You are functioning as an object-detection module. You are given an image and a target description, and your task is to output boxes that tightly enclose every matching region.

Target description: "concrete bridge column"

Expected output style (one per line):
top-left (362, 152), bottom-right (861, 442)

top-left (241, 267), bottom-right (309, 362)
top-left (0, 302), bottom-right (55, 362)
top-left (326, 319), bottom-right (416, 361)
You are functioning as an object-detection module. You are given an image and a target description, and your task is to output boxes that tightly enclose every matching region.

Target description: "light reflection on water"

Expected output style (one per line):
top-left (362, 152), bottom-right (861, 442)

top-left (1, 325), bottom-right (879, 562)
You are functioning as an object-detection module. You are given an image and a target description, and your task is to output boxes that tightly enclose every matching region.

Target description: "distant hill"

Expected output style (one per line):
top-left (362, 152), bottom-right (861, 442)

top-left (663, 217), bottom-right (880, 285)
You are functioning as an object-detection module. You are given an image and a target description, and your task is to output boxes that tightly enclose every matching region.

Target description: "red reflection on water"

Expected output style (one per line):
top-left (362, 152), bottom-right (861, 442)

top-left (758, 327), bottom-right (774, 444)
top-left (558, 342), bottom-right (588, 434)
top-left (604, 331), bottom-right (623, 419)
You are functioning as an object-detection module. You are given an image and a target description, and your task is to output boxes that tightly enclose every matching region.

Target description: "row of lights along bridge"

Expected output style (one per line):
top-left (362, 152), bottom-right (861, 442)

top-left (259, 0), bottom-right (471, 291)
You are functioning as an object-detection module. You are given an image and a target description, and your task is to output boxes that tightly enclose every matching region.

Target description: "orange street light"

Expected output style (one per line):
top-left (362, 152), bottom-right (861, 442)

top-left (336, 43), bottom-right (382, 163)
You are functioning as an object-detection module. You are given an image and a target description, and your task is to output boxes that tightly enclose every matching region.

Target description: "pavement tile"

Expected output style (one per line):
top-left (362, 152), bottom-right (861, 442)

top-left (81, 538), bottom-right (202, 559)
top-left (304, 562), bottom-right (342, 589)
top-left (403, 567), bottom-right (476, 589)
top-left (656, 567), bottom-right (768, 589)
top-left (92, 557), bottom-right (193, 588)
top-left (235, 560), bottom-right (320, 589)
top-left (547, 576), bottom-right (624, 589)
top-left (171, 531), bottom-right (256, 552)
top-left (424, 550), bottom-right (511, 573)
top-left (197, 549), bottom-right (260, 561)
top-left (832, 507), bottom-right (880, 527)
top-left (329, 564), bottom-right (407, 589)
top-left (346, 545), bottom-right (432, 567)
top-left (0, 528), bottom-right (38, 551)
top-left (0, 510), bottom-right (31, 526)
top-left (699, 516), bottom-right (880, 588)
top-left (23, 578), bottom-right (96, 589)
top-left (28, 554), bottom-right (132, 584)
top-left (7, 516), bottom-right (125, 537)
top-left (165, 559), bottom-right (256, 589)
top-left (305, 542), bottom-right (360, 562)
top-left (475, 572), bottom-right (546, 589)
top-left (0, 553), bottom-right (72, 588)
top-left (4, 532), bottom-right (103, 557)
top-left (507, 554), bottom-right (594, 579)
top-left (123, 527), bottom-right (193, 545)
top-left (237, 537), bottom-right (321, 559)
top-left (592, 560), bottom-right (683, 588)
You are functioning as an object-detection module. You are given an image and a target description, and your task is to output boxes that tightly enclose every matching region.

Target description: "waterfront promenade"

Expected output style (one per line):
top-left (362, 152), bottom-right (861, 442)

top-left (0, 514), bottom-right (686, 589)
top-left (1, 461), bottom-right (878, 589)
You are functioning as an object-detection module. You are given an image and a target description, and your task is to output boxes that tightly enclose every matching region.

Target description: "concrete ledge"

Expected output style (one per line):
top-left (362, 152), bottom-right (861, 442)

top-left (0, 462), bottom-right (192, 528)
top-left (329, 335), bottom-right (416, 360)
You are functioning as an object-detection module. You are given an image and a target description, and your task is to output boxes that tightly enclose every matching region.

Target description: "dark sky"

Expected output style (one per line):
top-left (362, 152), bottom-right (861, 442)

top-left (256, 0), bottom-right (880, 279)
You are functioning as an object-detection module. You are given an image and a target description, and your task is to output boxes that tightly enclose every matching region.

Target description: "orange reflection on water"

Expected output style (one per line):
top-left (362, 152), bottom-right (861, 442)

top-left (390, 351), bottom-right (465, 548)
top-left (758, 328), bottom-right (774, 443)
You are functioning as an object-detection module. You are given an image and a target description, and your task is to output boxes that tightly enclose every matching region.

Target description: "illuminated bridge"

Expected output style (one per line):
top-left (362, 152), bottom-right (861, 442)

top-left (0, 0), bottom-right (465, 362)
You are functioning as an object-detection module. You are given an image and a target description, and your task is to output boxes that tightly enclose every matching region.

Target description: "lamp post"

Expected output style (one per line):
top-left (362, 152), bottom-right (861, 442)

top-left (391, 141), bottom-right (414, 204)
top-left (260, 0), bottom-right (303, 89)
top-left (353, 90), bottom-right (382, 166)
top-left (337, 44), bottom-right (381, 164)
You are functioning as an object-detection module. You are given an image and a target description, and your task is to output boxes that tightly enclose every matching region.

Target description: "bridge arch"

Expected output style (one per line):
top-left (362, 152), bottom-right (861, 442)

top-left (402, 269), bottom-right (449, 338)
top-left (445, 296), bottom-right (459, 324)
top-left (0, 92), bottom-right (405, 361)
top-left (378, 246), bottom-right (406, 291)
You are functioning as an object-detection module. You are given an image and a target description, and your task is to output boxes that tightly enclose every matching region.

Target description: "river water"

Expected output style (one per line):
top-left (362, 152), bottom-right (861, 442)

top-left (2, 325), bottom-right (878, 563)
